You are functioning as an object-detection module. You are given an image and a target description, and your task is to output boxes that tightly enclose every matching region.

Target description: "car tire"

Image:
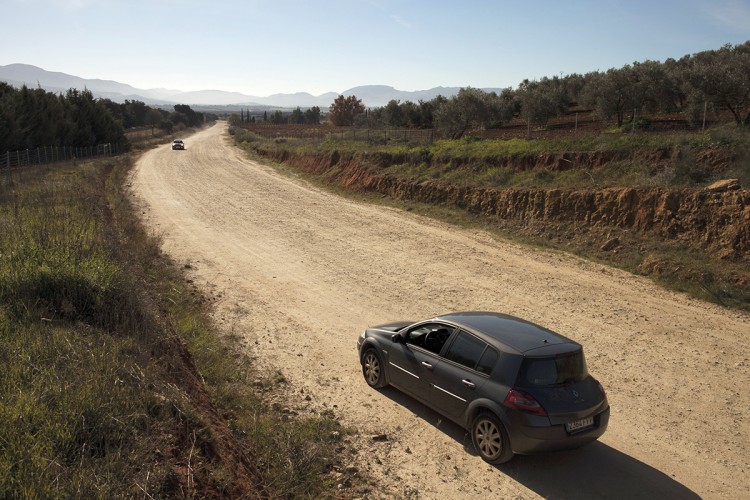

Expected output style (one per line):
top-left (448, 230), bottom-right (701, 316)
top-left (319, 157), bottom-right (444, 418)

top-left (471, 411), bottom-right (513, 464)
top-left (361, 348), bottom-right (387, 389)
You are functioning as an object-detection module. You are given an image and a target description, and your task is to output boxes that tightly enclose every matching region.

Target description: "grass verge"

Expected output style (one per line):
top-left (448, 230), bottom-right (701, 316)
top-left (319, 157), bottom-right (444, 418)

top-left (234, 124), bottom-right (750, 189)
top-left (0, 153), bottom-right (362, 497)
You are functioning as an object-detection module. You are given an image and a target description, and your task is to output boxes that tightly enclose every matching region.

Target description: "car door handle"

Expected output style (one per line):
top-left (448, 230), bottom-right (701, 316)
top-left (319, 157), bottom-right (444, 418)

top-left (421, 361), bottom-right (433, 369)
top-left (461, 379), bottom-right (476, 389)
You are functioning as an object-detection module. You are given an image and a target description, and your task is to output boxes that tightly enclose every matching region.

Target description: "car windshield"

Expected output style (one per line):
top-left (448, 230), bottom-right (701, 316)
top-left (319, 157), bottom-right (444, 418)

top-left (518, 351), bottom-right (588, 387)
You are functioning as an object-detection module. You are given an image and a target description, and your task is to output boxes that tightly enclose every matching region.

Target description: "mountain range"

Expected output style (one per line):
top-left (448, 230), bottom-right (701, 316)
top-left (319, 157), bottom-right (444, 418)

top-left (0, 63), bottom-right (498, 109)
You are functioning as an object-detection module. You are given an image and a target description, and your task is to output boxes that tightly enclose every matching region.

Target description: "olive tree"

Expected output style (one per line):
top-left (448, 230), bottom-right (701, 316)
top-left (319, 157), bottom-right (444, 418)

top-left (434, 88), bottom-right (511, 139)
top-left (682, 42), bottom-right (750, 127)
top-left (516, 77), bottom-right (567, 128)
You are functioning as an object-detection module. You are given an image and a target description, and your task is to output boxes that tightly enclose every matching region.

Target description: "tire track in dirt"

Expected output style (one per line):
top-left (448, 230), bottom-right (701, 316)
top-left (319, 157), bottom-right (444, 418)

top-left (132, 123), bottom-right (749, 499)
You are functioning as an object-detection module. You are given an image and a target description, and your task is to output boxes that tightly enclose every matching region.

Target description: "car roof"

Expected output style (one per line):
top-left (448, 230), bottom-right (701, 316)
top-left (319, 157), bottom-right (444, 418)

top-left (435, 311), bottom-right (578, 354)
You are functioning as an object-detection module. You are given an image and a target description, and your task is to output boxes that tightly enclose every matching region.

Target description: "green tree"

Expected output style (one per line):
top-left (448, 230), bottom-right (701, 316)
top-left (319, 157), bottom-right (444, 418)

top-left (172, 104), bottom-right (203, 128)
top-left (304, 106), bottom-right (321, 124)
top-left (434, 88), bottom-right (509, 139)
top-left (415, 96), bottom-right (447, 129)
top-left (384, 99), bottom-right (407, 127)
top-left (0, 82), bottom-right (20, 150)
top-left (270, 110), bottom-right (285, 124)
top-left (228, 112), bottom-right (241, 126)
top-left (122, 100), bottom-right (148, 128)
top-left (62, 88), bottom-right (125, 146)
top-left (289, 107), bottom-right (305, 124)
top-left (582, 68), bottom-right (636, 127)
top-left (145, 108), bottom-right (164, 135)
top-left (517, 78), bottom-right (567, 128)
top-left (328, 95), bottom-right (365, 126)
top-left (682, 42), bottom-right (750, 127)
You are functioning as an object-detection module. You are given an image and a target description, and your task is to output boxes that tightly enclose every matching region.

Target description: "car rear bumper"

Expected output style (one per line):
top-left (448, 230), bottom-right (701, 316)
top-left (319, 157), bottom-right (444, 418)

top-left (509, 405), bottom-right (610, 454)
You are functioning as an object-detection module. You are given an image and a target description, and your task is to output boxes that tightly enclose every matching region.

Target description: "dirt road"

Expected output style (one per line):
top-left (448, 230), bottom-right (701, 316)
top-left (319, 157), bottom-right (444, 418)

top-left (132, 123), bottom-right (749, 499)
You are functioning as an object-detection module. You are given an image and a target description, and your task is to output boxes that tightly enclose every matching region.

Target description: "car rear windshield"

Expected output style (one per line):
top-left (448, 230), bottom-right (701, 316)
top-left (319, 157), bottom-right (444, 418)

top-left (518, 351), bottom-right (588, 387)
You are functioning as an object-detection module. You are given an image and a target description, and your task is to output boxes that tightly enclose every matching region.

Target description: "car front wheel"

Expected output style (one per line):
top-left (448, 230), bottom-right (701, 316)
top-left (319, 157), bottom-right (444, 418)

top-left (471, 412), bottom-right (513, 464)
top-left (361, 348), bottom-right (387, 388)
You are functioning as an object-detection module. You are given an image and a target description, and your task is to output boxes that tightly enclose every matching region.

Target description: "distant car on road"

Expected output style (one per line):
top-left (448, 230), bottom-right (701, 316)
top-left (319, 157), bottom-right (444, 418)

top-left (171, 139), bottom-right (185, 150)
top-left (357, 311), bottom-right (609, 464)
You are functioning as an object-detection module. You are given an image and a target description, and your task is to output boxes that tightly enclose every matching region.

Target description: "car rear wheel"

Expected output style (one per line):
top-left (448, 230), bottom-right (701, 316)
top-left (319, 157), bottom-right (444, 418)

top-left (471, 412), bottom-right (513, 464)
top-left (361, 348), bottom-right (387, 388)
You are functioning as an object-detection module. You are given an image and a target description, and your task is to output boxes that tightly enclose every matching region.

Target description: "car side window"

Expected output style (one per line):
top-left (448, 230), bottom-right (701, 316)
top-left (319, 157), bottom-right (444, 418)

top-left (405, 323), bottom-right (454, 354)
top-left (444, 330), bottom-right (493, 373)
top-left (476, 345), bottom-right (498, 375)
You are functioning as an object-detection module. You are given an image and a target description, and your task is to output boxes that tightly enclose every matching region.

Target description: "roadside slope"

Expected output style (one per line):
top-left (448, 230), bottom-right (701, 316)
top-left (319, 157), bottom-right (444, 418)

top-left (132, 123), bottom-right (749, 499)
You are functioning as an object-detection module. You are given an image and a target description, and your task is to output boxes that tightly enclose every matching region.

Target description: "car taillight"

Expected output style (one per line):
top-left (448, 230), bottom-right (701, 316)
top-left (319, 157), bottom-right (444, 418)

top-left (503, 389), bottom-right (547, 416)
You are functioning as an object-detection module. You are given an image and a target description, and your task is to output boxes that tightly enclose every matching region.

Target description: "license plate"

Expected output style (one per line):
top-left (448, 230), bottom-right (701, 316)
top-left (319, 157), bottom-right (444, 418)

top-left (566, 416), bottom-right (594, 433)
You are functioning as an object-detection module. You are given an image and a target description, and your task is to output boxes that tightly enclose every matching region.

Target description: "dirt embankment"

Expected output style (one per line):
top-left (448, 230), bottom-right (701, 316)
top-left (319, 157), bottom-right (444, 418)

top-left (255, 148), bottom-right (750, 260)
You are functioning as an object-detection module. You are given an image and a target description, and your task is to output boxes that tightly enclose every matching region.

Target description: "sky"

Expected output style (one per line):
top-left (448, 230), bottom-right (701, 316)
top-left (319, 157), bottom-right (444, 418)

top-left (2, 0), bottom-right (750, 97)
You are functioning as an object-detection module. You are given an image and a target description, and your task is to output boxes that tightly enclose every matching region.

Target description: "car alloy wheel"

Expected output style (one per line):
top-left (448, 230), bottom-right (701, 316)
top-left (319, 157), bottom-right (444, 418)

top-left (471, 412), bottom-right (513, 464)
top-left (362, 348), bottom-right (386, 388)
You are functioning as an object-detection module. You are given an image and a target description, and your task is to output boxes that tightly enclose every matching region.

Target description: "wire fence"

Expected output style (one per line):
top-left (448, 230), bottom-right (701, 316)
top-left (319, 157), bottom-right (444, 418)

top-left (240, 124), bottom-right (437, 145)
top-left (326, 127), bottom-right (436, 144)
top-left (0, 143), bottom-right (127, 171)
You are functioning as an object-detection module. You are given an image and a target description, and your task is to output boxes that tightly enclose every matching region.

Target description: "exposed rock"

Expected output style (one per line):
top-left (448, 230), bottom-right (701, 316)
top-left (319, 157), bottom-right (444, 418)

top-left (601, 237), bottom-right (621, 251)
top-left (705, 179), bottom-right (740, 192)
top-left (256, 150), bottom-right (750, 259)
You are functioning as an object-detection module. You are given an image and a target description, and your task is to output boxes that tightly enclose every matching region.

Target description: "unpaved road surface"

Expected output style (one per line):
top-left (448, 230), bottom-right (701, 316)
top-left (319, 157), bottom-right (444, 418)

top-left (132, 123), bottom-right (750, 499)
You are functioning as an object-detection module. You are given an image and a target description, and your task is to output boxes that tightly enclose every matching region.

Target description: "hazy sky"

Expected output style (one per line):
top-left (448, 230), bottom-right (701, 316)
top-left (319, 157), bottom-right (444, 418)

top-left (2, 0), bottom-right (749, 96)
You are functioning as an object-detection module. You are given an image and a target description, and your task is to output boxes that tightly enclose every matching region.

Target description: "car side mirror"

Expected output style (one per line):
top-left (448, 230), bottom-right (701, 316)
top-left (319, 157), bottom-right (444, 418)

top-left (391, 334), bottom-right (403, 343)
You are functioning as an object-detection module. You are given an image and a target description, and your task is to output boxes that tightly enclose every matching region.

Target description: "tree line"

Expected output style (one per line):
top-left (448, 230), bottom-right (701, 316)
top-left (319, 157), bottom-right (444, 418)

top-left (0, 82), bottom-right (213, 153)
top-left (228, 106), bottom-right (322, 126)
top-left (328, 41), bottom-right (750, 137)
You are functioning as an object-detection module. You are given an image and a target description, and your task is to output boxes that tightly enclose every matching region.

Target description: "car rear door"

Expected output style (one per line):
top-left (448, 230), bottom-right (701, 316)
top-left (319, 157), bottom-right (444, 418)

top-left (428, 330), bottom-right (496, 419)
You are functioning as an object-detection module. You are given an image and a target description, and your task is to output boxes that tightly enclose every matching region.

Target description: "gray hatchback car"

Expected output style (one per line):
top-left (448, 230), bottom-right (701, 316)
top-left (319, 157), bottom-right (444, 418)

top-left (356, 311), bottom-right (609, 464)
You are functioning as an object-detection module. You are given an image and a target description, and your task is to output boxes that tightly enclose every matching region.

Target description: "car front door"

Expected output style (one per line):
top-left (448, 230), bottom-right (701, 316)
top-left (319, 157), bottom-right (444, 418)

top-left (386, 323), bottom-right (455, 400)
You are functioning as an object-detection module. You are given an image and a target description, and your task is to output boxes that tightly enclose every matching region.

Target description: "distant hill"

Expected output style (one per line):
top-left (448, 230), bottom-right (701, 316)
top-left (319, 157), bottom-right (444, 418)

top-left (0, 63), bottom-right (183, 104)
top-left (0, 63), bottom-right (500, 108)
